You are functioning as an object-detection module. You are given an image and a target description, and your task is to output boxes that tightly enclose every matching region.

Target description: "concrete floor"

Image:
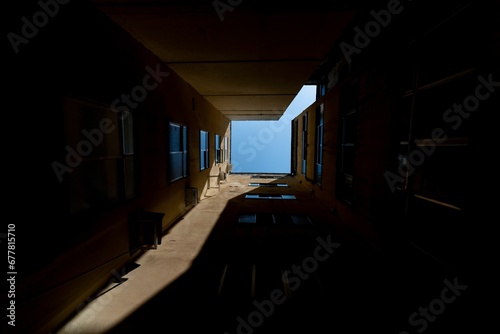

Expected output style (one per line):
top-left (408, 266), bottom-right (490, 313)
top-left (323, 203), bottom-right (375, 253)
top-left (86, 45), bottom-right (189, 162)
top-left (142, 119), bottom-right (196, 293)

top-left (54, 174), bottom-right (483, 334)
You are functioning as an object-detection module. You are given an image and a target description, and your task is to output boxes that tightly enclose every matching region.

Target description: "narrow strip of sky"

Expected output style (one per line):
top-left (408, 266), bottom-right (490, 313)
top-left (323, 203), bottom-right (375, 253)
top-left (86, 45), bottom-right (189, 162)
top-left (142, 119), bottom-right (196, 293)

top-left (231, 85), bottom-right (317, 173)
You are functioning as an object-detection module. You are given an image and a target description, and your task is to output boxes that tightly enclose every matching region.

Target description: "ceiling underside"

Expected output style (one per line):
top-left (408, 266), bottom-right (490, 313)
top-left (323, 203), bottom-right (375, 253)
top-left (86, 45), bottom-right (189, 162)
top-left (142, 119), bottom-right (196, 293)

top-left (93, 0), bottom-right (360, 120)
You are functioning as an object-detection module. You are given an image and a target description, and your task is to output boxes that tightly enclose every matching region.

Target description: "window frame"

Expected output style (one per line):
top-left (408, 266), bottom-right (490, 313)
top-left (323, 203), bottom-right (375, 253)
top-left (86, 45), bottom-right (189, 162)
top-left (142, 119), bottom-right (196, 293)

top-left (215, 133), bottom-right (221, 164)
top-left (168, 121), bottom-right (188, 183)
top-left (200, 130), bottom-right (209, 171)
top-left (314, 103), bottom-right (324, 185)
top-left (301, 113), bottom-right (308, 175)
top-left (63, 97), bottom-right (138, 215)
top-left (336, 81), bottom-right (359, 206)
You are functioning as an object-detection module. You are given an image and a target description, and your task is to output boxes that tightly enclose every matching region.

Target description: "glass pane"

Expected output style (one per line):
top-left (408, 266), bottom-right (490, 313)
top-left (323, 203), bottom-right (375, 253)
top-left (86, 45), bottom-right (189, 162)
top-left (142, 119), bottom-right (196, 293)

top-left (200, 130), bottom-right (206, 149)
top-left (64, 98), bottom-right (120, 158)
top-left (122, 111), bottom-right (134, 155)
top-left (182, 126), bottom-right (188, 151)
top-left (315, 164), bottom-right (322, 182)
top-left (413, 73), bottom-right (476, 139)
top-left (281, 195), bottom-right (297, 200)
top-left (69, 159), bottom-right (118, 214)
top-left (170, 124), bottom-right (181, 152)
top-left (412, 146), bottom-right (467, 209)
top-left (238, 214), bottom-right (257, 224)
top-left (215, 134), bottom-right (220, 163)
top-left (200, 151), bottom-right (206, 170)
top-left (182, 126), bottom-right (188, 177)
top-left (291, 215), bottom-right (312, 225)
top-left (170, 152), bottom-right (183, 181)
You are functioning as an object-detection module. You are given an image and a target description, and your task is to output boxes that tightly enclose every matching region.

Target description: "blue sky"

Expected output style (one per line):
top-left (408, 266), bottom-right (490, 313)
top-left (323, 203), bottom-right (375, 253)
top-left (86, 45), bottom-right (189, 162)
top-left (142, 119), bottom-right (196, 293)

top-left (231, 85), bottom-right (317, 173)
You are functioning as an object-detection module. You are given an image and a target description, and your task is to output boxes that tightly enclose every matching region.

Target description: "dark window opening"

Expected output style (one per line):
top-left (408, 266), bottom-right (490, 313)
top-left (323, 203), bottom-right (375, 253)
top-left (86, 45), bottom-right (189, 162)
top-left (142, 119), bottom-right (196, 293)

top-left (291, 118), bottom-right (298, 175)
top-left (302, 113), bottom-right (308, 175)
top-left (215, 133), bottom-right (222, 164)
top-left (317, 78), bottom-right (328, 98)
top-left (250, 175), bottom-right (284, 179)
top-left (245, 194), bottom-right (296, 200)
top-left (237, 213), bottom-right (312, 226)
top-left (200, 130), bottom-right (209, 170)
top-left (248, 183), bottom-right (288, 187)
top-left (336, 81), bottom-right (359, 205)
top-left (169, 122), bottom-right (188, 182)
top-left (315, 104), bottom-right (324, 184)
top-left (224, 136), bottom-right (229, 162)
top-left (64, 97), bottom-right (137, 215)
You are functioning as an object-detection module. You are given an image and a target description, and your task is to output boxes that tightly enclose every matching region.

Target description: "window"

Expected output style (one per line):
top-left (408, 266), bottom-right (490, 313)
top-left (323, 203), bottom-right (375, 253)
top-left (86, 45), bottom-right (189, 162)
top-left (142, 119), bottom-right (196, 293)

top-left (169, 122), bottom-right (188, 182)
top-left (301, 113), bottom-right (308, 175)
top-left (315, 104), bottom-right (324, 184)
top-left (384, 6), bottom-right (489, 264)
top-left (215, 134), bottom-right (221, 164)
top-left (337, 82), bottom-right (358, 205)
top-left (397, 58), bottom-right (474, 217)
top-left (224, 136), bottom-right (229, 162)
top-left (250, 175), bottom-right (284, 179)
top-left (238, 213), bottom-right (257, 224)
top-left (291, 119), bottom-right (298, 174)
top-left (200, 130), bottom-right (209, 170)
top-left (63, 97), bottom-right (137, 215)
top-left (248, 183), bottom-right (288, 187)
top-left (120, 111), bottom-right (136, 199)
top-left (237, 213), bottom-right (312, 225)
top-left (317, 79), bottom-right (328, 98)
top-left (244, 194), bottom-right (296, 200)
